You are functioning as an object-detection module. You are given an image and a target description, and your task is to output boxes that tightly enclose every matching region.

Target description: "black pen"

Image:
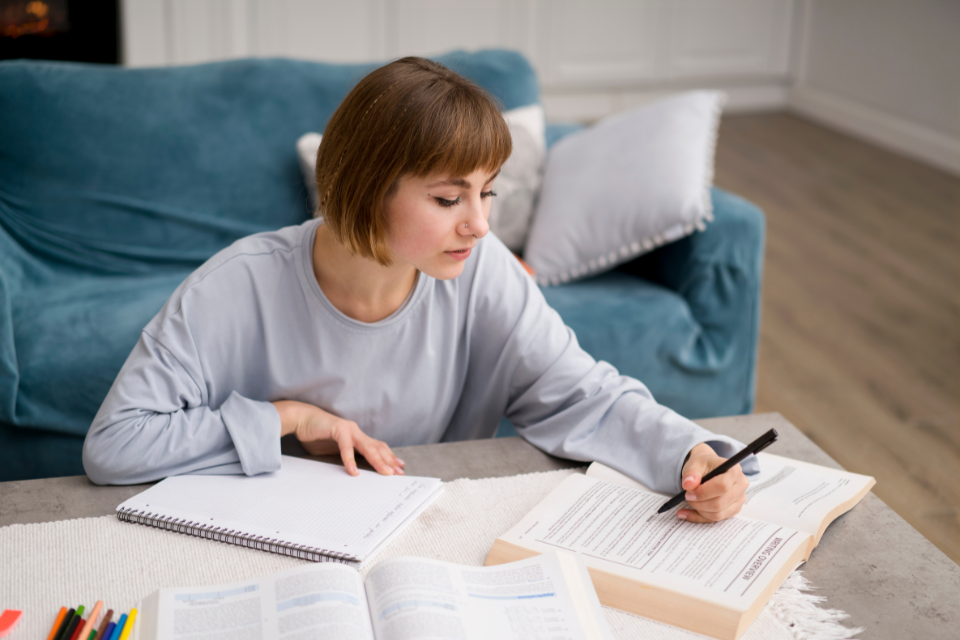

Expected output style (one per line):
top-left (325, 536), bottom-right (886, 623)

top-left (657, 428), bottom-right (779, 514)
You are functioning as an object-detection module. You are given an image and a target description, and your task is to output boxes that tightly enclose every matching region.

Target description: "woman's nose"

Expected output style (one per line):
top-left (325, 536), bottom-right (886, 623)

top-left (462, 197), bottom-right (489, 238)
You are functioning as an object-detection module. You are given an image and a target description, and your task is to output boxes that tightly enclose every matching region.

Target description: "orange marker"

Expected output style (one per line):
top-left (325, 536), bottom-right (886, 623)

top-left (47, 607), bottom-right (68, 640)
top-left (77, 601), bottom-right (103, 640)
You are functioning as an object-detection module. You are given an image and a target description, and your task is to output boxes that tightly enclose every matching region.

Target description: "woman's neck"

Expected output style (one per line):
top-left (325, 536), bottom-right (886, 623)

top-left (312, 223), bottom-right (419, 323)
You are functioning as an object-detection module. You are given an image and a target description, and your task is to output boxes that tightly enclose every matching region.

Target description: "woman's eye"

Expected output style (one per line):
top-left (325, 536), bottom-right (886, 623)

top-left (480, 190), bottom-right (497, 199)
top-left (435, 197), bottom-right (460, 207)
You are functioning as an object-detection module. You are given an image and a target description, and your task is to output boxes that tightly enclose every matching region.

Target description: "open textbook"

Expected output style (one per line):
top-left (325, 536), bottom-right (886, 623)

top-left (486, 453), bottom-right (875, 640)
top-left (116, 456), bottom-right (444, 566)
top-left (130, 552), bottom-right (613, 640)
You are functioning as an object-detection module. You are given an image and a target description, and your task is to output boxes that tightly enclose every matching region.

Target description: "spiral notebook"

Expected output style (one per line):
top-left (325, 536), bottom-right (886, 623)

top-left (116, 455), bottom-right (444, 567)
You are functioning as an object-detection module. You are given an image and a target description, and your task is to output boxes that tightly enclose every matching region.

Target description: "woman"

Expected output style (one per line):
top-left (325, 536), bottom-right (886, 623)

top-left (83, 57), bottom-right (752, 524)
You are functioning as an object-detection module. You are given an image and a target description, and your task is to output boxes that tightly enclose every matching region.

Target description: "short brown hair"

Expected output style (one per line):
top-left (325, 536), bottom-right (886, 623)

top-left (315, 57), bottom-right (512, 265)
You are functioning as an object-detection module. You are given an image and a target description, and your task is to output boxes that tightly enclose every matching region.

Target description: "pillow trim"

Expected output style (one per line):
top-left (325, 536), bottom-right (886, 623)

top-left (535, 92), bottom-right (727, 287)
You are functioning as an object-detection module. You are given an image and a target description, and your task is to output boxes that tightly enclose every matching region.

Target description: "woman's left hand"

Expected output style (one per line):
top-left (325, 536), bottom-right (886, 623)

top-left (677, 443), bottom-right (749, 523)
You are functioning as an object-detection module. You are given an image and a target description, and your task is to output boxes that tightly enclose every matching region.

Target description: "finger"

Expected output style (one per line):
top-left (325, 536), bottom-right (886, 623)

top-left (377, 442), bottom-right (405, 475)
top-left (337, 438), bottom-right (359, 476)
top-left (678, 508), bottom-right (726, 524)
top-left (687, 468), bottom-right (743, 501)
top-left (677, 508), bottom-right (711, 523)
top-left (681, 453), bottom-right (713, 491)
top-left (687, 474), bottom-right (748, 512)
top-left (355, 438), bottom-right (394, 476)
top-left (685, 494), bottom-right (740, 516)
top-left (680, 493), bottom-right (747, 523)
top-left (695, 498), bottom-right (747, 523)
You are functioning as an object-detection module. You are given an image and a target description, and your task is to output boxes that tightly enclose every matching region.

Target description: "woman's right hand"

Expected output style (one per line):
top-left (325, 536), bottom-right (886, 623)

top-left (272, 400), bottom-right (405, 477)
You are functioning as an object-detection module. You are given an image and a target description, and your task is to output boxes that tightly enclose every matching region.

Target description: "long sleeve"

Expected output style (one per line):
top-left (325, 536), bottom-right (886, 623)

top-left (459, 237), bottom-right (758, 494)
top-left (83, 223), bottom-right (321, 485)
top-left (83, 311), bottom-right (282, 485)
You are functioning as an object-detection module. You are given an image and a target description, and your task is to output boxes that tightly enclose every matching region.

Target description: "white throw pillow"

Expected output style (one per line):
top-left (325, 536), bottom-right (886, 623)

top-left (296, 132), bottom-right (323, 213)
top-left (523, 91), bottom-right (725, 286)
top-left (488, 105), bottom-right (545, 251)
top-left (295, 104), bottom-right (546, 249)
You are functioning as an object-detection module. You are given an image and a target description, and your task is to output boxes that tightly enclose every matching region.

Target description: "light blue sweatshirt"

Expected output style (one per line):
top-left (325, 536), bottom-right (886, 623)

top-left (83, 218), bottom-right (756, 491)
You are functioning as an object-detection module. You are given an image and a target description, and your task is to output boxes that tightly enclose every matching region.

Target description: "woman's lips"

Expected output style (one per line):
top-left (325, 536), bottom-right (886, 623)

top-left (445, 247), bottom-right (472, 261)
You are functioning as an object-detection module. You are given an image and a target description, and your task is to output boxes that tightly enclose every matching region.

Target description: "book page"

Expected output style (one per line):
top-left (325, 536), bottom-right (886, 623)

top-left (502, 474), bottom-right (809, 611)
top-left (139, 563), bottom-right (375, 640)
top-left (363, 553), bottom-right (613, 640)
top-left (586, 453), bottom-right (875, 539)
top-left (117, 456), bottom-right (444, 562)
top-left (737, 454), bottom-right (875, 540)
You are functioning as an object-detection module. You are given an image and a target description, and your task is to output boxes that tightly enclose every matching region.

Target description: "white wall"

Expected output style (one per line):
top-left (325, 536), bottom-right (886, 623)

top-left (790, 0), bottom-right (960, 175)
top-left (120, 0), bottom-right (960, 175)
top-left (120, 0), bottom-right (796, 119)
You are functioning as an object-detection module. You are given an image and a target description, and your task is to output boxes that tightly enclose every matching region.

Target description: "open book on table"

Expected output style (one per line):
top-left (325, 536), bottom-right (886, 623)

top-left (486, 453), bottom-right (875, 640)
top-left (130, 551), bottom-right (613, 640)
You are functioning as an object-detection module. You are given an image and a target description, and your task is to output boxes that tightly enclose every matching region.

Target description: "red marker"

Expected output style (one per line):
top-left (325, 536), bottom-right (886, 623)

top-left (0, 610), bottom-right (23, 638)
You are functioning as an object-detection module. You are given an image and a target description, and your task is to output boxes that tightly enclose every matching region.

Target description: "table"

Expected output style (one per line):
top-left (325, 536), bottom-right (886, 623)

top-left (2, 412), bottom-right (958, 638)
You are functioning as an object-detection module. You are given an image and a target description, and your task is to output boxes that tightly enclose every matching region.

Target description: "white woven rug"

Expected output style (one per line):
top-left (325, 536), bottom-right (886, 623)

top-left (2, 468), bottom-right (861, 639)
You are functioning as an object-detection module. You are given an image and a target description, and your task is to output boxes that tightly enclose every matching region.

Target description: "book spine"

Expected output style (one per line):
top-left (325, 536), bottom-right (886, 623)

top-left (116, 508), bottom-right (360, 564)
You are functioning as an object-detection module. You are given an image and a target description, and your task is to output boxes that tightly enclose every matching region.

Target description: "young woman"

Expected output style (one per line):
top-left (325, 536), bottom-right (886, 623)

top-left (83, 57), bottom-right (752, 524)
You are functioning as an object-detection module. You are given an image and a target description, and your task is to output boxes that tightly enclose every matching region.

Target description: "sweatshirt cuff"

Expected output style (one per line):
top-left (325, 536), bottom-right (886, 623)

top-left (220, 390), bottom-right (282, 476)
top-left (674, 435), bottom-right (761, 491)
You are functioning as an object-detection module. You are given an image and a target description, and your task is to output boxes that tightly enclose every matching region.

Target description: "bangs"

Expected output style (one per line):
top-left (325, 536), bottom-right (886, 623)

top-left (316, 56), bottom-right (513, 266)
top-left (403, 86), bottom-right (512, 180)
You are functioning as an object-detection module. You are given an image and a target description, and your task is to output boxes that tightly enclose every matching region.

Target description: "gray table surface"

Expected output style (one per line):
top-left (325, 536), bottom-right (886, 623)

top-left (2, 412), bottom-right (958, 638)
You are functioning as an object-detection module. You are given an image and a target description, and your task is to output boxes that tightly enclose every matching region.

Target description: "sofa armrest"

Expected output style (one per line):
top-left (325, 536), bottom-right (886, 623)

top-left (616, 187), bottom-right (765, 413)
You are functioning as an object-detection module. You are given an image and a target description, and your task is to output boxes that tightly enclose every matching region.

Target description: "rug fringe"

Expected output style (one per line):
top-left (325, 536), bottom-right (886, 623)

top-left (768, 571), bottom-right (865, 639)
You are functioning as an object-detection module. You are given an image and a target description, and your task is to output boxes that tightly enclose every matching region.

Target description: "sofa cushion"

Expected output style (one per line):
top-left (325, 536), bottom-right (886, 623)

top-left (10, 270), bottom-right (192, 434)
top-left (525, 91), bottom-right (724, 286)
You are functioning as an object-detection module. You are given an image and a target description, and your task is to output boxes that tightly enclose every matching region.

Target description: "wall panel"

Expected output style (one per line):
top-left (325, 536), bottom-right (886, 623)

top-left (121, 0), bottom-right (797, 118)
top-left (536, 0), bottom-right (662, 87)
top-left (666, 0), bottom-right (792, 79)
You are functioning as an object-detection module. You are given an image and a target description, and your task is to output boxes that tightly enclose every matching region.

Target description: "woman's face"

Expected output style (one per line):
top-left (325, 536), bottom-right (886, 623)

top-left (384, 166), bottom-right (500, 280)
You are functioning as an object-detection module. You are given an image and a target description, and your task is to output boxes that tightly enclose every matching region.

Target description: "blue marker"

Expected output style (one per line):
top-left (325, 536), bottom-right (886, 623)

top-left (108, 614), bottom-right (127, 640)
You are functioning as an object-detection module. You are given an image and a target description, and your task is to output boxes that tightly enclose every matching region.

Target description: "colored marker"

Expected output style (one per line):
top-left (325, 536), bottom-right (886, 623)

top-left (87, 631), bottom-right (97, 640)
top-left (78, 601), bottom-right (103, 640)
top-left (52, 607), bottom-right (74, 640)
top-left (100, 623), bottom-right (116, 640)
top-left (61, 612), bottom-right (83, 640)
top-left (108, 614), bottom-right (127, 640)
top-left (117, 609), bottom-right (137, 640)
top-left (0, 610), bottom-right (23, 638)
top-left (46, 607), bottom-right (68, 640)
top-left (94, 609), bottom-right (114, 640)
top-left (69, 617), bottom-right (86, 640)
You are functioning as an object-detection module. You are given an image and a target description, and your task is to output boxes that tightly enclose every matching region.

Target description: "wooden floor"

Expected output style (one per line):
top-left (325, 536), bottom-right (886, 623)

top-left (714, 113), bottom-right (960, 564)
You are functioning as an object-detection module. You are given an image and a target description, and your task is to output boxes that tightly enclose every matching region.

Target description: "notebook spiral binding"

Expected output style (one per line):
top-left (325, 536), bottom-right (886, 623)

top-left (116, 508), bottom-right (359, 564)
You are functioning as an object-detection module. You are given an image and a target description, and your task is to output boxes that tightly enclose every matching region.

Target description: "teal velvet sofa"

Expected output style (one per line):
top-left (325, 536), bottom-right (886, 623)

top-left (0, 50), bottom-right (764, 481)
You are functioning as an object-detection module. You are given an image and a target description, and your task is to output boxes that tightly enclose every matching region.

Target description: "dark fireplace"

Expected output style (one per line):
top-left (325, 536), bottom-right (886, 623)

top-left (0, 0), bottom-right (118, 64)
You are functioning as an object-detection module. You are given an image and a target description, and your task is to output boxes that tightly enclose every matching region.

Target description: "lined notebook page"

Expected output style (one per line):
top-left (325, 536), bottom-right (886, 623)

top-left (117, 456), bottom-right (443, 561)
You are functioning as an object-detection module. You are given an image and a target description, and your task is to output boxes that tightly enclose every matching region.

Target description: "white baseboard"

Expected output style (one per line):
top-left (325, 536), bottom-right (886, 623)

top-left (788, 85), bottom-right (960, 177)
top-left (542, 83), bottom-right (789, 124)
